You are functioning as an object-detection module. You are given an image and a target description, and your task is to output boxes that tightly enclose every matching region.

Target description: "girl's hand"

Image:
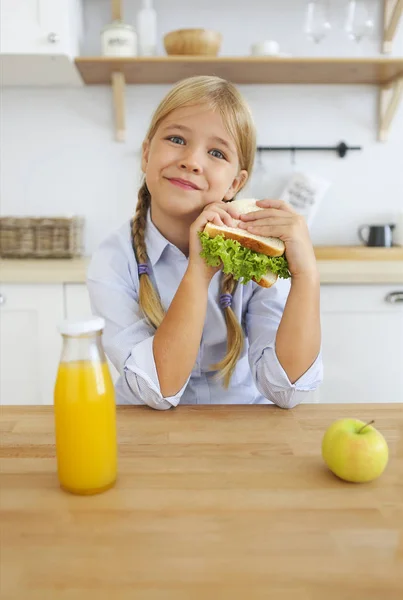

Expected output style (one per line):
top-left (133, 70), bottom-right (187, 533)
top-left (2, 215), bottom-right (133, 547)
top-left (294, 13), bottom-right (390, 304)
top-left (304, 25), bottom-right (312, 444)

top-left (188, 202), bottom-right (239, 284)
top-left (238, 199), bottom-right (318, 280)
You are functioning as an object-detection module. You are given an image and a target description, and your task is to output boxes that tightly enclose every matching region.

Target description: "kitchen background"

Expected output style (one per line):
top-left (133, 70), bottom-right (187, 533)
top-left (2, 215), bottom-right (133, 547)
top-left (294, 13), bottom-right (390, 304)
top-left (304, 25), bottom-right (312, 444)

top-left (1, 0), bottom-right (402, 253)
top-left (1, 0), bottom-right (402, 407)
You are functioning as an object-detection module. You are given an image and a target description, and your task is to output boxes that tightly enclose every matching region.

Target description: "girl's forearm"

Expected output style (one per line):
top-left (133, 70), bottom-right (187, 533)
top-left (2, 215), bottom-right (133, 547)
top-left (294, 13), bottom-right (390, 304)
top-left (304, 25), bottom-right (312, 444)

top-left (275, 274), bottom-right (321, 384)
top-left (153, 267), bottom-right (209, 397)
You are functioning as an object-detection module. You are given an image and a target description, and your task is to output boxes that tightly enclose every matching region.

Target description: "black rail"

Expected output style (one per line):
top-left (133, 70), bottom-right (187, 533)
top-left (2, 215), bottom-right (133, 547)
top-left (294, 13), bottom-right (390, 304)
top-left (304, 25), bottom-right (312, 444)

top-left (256, 141), bottom-right (362, 158)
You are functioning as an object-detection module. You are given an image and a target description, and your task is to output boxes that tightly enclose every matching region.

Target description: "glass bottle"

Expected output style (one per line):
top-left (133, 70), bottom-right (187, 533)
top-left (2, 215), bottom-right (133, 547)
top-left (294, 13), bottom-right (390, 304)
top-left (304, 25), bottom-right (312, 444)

top-left (54, 317), bottom-right (117, 495)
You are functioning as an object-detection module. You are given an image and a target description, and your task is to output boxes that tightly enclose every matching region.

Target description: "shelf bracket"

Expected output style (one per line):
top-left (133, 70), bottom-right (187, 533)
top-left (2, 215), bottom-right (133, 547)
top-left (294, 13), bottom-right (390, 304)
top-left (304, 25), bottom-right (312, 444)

top-left (383, 0), bottom-right (403, 53)
top-left (111, 71), bottom-right (126, 142)
top-left (111, 0), bottom-right (122, 21)
top-left (110, 3), bottom-right (125, 141)
top-left (378, 76), bottom-right (403, 141)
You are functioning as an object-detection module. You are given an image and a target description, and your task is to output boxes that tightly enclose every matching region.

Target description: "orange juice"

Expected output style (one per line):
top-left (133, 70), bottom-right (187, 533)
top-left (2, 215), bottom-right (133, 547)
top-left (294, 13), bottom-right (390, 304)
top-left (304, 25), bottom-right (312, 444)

top-left (54, 360), bottom-right (117, 495)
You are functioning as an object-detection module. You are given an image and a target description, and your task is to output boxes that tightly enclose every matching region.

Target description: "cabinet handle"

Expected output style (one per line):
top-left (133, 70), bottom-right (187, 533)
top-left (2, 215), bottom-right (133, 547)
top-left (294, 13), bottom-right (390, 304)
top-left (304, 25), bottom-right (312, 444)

top-left (385, 291), bottom-right (403, 304)
top-left (47, 32), bottom-right (60, 44)
top-left (0, 294), bottom-right (5, 306)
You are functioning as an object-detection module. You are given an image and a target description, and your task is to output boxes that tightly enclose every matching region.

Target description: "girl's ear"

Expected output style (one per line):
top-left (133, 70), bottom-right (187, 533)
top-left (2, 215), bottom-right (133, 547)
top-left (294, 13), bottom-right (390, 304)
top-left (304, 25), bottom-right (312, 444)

top-left (223, 170), bottom-right (249, 201)
top-left (141, 140), bottom-right (150, 174)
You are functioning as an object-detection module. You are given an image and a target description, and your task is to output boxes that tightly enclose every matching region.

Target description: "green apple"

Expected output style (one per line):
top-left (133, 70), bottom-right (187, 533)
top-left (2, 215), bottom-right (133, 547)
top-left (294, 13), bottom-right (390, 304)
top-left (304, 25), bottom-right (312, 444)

top-left (322, 419), bottom-right (389, 483)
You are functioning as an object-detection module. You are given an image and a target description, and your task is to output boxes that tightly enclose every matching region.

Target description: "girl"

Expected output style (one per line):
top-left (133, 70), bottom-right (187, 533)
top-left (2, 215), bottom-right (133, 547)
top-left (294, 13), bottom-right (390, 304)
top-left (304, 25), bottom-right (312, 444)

top-left (87, 76), bottom-right (323, 410)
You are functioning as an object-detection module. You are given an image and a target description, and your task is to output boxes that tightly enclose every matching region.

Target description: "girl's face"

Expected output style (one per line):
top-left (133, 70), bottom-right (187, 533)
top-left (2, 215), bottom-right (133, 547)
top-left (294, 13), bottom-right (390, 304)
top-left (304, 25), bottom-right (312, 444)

top-left (141, 104), bottom-right (248, 219)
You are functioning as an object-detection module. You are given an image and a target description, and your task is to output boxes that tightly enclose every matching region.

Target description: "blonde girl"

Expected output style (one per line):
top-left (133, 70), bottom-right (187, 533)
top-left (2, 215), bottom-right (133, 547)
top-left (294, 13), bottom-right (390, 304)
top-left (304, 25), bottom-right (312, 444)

top-left (87, 76), bottom-right (322, 409)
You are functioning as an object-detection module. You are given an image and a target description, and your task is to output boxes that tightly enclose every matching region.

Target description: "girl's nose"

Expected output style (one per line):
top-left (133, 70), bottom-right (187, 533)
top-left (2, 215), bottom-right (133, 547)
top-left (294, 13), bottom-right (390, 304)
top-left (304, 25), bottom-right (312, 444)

top-left (180, 162), bottom-right (201, 173)
top-left (179, 152), bottom-right (202, 173)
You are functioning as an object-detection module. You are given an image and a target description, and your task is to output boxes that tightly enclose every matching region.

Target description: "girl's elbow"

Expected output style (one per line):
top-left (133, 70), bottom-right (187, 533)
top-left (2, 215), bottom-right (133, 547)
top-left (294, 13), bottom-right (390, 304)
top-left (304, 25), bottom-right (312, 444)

top-left (257, 382), bottom-right (306, 409)
top-left (269, 388), bottom-right (318, 409)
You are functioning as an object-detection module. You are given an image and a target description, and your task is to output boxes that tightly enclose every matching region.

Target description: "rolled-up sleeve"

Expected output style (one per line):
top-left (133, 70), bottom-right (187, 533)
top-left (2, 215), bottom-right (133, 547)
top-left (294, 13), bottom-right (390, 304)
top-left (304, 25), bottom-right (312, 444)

top-left (245, 279), bottom-right (323, 409)
top-left (86, 238), bottom-right (189, 410)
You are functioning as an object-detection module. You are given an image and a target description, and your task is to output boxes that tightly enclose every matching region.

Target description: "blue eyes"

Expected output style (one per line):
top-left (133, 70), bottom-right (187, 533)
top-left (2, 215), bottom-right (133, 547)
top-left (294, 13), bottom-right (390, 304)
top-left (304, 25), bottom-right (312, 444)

top-left (209, 149), bottom-right (225, 159)
top-left (168, 136), bottom-right (185, 145)
top-left (166, 136), bottom-right (226, 160)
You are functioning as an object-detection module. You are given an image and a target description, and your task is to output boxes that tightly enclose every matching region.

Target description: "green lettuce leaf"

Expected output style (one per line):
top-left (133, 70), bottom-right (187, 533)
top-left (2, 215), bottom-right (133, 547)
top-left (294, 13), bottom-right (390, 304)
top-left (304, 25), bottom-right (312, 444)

top-left (198, 232), bottom-right (291, 285)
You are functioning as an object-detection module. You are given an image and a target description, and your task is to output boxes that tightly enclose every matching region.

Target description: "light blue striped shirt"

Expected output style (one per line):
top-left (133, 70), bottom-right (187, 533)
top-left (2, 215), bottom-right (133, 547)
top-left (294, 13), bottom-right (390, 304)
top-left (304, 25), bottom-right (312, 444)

top-left (87, 211), bottom-right (323, 410)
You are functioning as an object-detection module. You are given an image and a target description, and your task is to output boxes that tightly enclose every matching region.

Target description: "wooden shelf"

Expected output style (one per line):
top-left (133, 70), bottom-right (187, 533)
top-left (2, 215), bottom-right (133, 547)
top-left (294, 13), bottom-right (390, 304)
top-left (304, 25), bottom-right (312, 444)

top-left (314, 245), bottom-right (403, 261)
top-left (90, 1), bottom-right (402, 140)
top-left (75, 56), bottom-right (403, 86)
top-left (74, 56), bottom-right (403, 142)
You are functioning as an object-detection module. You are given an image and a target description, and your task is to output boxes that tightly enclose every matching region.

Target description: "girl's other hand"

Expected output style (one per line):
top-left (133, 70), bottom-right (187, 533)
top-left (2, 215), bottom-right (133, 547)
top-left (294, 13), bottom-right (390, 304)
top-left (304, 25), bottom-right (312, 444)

top-left (238, 199), bottom-right (318, 279)
top-left (188, 202), bottom-right (239, 284)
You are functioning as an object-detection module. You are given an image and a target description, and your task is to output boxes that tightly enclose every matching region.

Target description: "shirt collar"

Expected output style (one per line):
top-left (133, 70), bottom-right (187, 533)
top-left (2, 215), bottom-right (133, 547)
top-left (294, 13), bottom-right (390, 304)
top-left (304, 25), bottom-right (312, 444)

top-left (144, 208), bottom-right (172, 267)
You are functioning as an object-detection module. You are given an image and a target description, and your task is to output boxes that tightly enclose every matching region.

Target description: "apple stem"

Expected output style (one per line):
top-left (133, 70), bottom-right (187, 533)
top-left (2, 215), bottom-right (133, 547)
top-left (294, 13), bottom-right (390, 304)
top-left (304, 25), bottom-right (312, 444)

top-left (358, 420), bottom-right (375, 434)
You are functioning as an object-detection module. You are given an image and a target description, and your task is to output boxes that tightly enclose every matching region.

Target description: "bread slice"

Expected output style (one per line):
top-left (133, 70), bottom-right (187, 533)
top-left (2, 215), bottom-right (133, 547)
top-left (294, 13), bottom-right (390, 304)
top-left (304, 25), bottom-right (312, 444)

top-left (253, 271), bottom-right (278, 288)
top-left (228, 197), bottom-right (264, 216)
top-left (204, 222), bottom-right (285, 257)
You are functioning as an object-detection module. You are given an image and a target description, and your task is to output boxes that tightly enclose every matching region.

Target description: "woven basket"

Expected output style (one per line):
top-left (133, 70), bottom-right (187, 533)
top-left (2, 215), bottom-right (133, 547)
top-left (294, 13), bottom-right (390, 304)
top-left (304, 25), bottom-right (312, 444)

top-left (0, 216), bottom-right (84, 258)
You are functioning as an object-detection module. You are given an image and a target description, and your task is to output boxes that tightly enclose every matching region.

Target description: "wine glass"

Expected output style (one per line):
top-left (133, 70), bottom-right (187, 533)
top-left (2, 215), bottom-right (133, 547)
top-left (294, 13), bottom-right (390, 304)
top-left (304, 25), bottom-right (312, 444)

top-left (304, 0), bottom-right (332, 44)
top-left (344, 0), bottom-right (375, 42)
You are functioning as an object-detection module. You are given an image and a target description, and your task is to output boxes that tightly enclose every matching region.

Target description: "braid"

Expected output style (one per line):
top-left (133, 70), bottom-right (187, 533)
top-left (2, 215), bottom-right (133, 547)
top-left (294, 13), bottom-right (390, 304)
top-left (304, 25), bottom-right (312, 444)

top-left (131, 182), bottom-right (165, 329)
top-left (211, 272), bottom-right (244, 388)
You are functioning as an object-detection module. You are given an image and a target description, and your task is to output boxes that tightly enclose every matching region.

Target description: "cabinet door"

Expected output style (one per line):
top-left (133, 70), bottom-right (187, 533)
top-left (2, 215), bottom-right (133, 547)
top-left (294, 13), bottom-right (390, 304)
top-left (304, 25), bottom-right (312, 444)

top-left (0, 0), bottom-right (82, 56)
top-left (64, 284), bottom-right (119, 383)
top-left (0, 284), bottom-right (64, 405)
top-left (318, 285), bottom-right (403, 403)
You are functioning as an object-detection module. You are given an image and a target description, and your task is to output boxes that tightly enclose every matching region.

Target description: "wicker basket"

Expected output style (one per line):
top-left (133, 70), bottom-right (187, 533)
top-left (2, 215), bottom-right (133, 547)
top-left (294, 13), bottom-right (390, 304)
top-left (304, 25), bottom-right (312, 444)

top-left (0, 216), bottom-right (85, 258)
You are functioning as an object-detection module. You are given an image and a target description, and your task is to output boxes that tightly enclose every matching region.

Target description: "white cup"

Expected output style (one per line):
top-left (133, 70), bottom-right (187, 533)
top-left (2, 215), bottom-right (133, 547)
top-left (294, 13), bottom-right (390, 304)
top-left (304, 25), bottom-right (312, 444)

top-left (251, 40), bottom-right (280, 56)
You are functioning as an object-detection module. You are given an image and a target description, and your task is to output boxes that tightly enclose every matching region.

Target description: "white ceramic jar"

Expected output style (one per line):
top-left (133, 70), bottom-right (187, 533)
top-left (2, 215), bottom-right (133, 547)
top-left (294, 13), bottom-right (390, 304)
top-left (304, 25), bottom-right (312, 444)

top-left (101, 20), bottom-right (137, 57)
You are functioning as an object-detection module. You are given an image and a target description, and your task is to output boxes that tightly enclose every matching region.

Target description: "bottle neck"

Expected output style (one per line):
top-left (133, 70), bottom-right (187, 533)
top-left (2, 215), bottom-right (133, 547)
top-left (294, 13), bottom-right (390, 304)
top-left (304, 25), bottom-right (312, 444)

top-left (60, 331), bottom-right (106, 364)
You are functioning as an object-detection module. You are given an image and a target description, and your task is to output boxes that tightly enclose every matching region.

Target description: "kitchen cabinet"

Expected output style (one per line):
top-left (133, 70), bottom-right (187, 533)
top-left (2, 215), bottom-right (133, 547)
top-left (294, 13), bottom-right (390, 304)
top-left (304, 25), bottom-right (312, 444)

top-left (1, 0), bottom-right (83, 86)
top-left (1, 0), bottom-right (82, 56)
top-left (316, 284), bottom-right (403, 404)
top-left (0, 284), bottom-right (64, 405)
top-left (1, 282), bottom-right (402, 405)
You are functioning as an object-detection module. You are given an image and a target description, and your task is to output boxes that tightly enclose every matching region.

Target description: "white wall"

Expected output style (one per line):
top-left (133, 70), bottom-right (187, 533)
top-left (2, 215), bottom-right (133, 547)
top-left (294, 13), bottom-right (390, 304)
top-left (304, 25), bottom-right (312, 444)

top-left (1, 0), bottom-right (403, 254)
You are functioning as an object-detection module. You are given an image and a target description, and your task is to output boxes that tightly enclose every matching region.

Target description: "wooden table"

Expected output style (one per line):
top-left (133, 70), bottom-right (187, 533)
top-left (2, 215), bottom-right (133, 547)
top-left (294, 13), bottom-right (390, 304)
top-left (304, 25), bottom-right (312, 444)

top-left (1, 405), bottom-right (402, 600)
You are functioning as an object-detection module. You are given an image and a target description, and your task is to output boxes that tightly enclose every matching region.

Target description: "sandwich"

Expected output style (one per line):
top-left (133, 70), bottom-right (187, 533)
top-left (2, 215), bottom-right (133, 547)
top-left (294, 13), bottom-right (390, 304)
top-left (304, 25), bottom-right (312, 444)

top-left (199, 198), bottom-right (291, 288)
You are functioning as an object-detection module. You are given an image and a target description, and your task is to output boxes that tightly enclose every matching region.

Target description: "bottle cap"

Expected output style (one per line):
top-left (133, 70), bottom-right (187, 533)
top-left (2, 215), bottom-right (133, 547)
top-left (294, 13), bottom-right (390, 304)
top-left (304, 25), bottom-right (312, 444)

top-left (58, 317), bottom-right (105, 337)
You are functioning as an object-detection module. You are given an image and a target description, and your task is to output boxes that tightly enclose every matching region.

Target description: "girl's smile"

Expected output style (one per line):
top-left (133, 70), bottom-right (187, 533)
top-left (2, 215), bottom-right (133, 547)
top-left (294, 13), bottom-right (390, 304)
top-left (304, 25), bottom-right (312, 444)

top-left (166, 177), bottom-right (201, 191)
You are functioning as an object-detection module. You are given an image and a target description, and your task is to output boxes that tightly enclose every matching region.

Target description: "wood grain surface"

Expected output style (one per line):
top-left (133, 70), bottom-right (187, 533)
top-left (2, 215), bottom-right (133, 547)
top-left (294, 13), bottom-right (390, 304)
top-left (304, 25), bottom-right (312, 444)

top-left (313, 245), bottom-right (403, 261)
top-left (74, 57), bottom-right (403, 86)
top-left (1, 404), bottom-right (402, 600)
top-left (1, 255), bottom-right (403, 285)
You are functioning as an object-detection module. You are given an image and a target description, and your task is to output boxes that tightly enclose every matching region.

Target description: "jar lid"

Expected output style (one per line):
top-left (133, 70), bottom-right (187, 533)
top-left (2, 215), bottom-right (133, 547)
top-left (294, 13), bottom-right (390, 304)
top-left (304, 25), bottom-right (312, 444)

top-left (58, 317), bottom-right (105, 337)
top-left (101, 20), bottom-right (135, 33)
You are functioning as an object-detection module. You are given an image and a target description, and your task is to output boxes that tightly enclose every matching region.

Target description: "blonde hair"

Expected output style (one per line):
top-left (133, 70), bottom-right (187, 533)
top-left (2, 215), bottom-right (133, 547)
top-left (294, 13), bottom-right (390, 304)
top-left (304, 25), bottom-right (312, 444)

top-left (131, 75), bottom-right (256, 388)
